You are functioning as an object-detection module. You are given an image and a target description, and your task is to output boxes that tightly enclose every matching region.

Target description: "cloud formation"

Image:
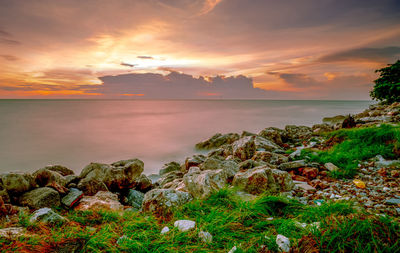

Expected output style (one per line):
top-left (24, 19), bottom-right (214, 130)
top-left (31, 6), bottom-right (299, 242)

top-left (319, 47), bottom-right (400, 63)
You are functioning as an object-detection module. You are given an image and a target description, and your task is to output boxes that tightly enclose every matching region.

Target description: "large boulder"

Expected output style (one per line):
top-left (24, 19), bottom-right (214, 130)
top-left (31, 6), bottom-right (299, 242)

top-left (183, 169), bottom-right (227, 199)
top-left (284, 125), bottom-right (312, 142)
top-left (0, 178), bottom-right (10, 203)
top-left (126, 189), bottom-right (145, 211)
top-left (1, 173), bottom-right (36, 194)
top-left (42, 165), bottom-right (74, 176)
top-left (195, 133), bottom-right (240, 150)
top-left (30, 208), bottom-right (65, 225)
top-left (232, 136), bottom-right (256, 161)
top-left (183, 154), bottom-right (206, 172)
top-left (252, 151), bottom-right (288, 165)
top-left (33, 168), bottom-right (67, 187)
top-left (77, 178), bottom-right (108, 196)
top-left (158, 171), bottom-right (184, 188)
top-left (200, 157), bottom-right (239, 178)
top-left (258, 127), bottom-right (286, 146)
top-left (232, 166), bottom-right (294, 194)
top-left (159, 162), bottom-right (181, 176)
top-left (142, 189), bottom-right (192, 218)
top-left (254, 136), bottom-right (281, 152)
top-left (61, 188), bottom-right (84, 208)
top-left (75, 191), bottom-right (123, 211)
top-left (19, 187), bottom-right (60, 209)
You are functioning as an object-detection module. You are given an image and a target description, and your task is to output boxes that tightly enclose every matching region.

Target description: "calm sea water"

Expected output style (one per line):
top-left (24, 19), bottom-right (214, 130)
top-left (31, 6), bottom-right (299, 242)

top-left (0, 100), bottom-right (373, 174)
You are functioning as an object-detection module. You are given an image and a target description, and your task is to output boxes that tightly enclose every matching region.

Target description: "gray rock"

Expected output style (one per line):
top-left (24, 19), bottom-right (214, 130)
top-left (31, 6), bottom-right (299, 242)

top-left (142, 189), bottom-right (192, 217)
top-left (61, 188), bottom-right (83, 208)
top-left (42, 165), bottom-right (74, 176)
top-left (0, 227), bottom-right (27, 240)
top-left (33, 168), bottom-right (67, 187)
top-left (195, 133), bottom-right (239, 150)
top-left (1, 173), bottom-right (36, 194)
top-left (184, 169), bottom-right (228, 199)
top-left (184, 154), bottom-right (206, 172)
top-left (161, 226), bottom-right (170, 234)
top-left (276, 234), bottom-right (290, 252)
top-left (278, 160), bottom-right (306, 171)
top-left (198, 231), bottom-right (213, 243)
top-left (374, 155), bottom-right (400, 168)
top-left (133, 174), bottom-right (153, 191)
top-left (258, 127), bottom-right (285, 146)
top-left (252, 151), bottom-right (288, 165)
top-left (284, 125), bottom-right (312, 142)
top-left (0, 178), bottom-right (10, 203)
top-left (126, 189), bottom-right (145, 210)
top-left (30, 208), bottom-right (65, 224)
top-left (174, 220), bottom-right (196, 232)
top-left (200, 157), bottom-right (239, 178)
top-left (254, 136), bottom-right (281, 152)
top-left (75, 191), bottom-right (123, 211)
top-left (385, 198), bottom-right (400, 205)
top-left (159, 162), bottom-right (181, 176)
top-left (232, 136), bottom-right (256, 161)
top-left (158, 171), bottom-right (184, 188)
top-left (19, 187), bottom-right (60, 209)
top-left (77, 178), bottom-right (108, 196)
top-left (324, 162), bottom-right (340, 172)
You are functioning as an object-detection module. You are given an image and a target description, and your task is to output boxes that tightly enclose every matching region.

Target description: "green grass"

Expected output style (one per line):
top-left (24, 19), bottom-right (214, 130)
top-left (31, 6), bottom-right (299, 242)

top-left (1, 188), bottom-right (398, 252)
top-left (300, 124), bottom-right (400, 178)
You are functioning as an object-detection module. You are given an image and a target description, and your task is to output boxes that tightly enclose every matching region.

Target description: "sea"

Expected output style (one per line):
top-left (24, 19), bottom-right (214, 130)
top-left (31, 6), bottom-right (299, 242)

top-left (0, 100), bottom-right (374, 175)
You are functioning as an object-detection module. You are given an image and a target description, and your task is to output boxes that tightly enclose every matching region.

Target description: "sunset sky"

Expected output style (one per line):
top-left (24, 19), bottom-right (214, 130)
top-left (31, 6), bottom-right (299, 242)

top-left (0, 0), bottom-right (399, 99)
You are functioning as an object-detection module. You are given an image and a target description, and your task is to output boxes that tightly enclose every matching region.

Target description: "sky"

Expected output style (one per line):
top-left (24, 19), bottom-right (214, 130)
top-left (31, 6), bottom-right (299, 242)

top-left (0, 0), bottom-right (399, 99)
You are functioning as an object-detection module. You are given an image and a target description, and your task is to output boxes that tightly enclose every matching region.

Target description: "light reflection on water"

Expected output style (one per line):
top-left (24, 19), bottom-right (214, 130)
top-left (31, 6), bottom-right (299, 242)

top-left (0, 100), bottom-right (373, 174)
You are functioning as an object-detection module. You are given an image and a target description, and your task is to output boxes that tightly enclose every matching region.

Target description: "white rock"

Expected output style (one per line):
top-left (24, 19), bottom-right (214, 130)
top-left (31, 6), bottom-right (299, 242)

top-left (276, 234), bottom-right (290, 252)
top-left (266, 217), bottom-right (274, 221)
top-left (228, 246), bottom-right (237, 253)
top-left (198, 231), bottom-right (213, 243)
top-left (161, 226), bottom-right (170, 234)
top-left (174, 220), bottom-right (196, 232)
top-left (0, 227), bottom-right (27, 239)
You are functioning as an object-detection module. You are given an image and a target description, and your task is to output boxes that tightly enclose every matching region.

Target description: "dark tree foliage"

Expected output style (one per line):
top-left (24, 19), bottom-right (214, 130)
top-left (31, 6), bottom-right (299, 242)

top-left (370, 60), bottom-right (400, 103)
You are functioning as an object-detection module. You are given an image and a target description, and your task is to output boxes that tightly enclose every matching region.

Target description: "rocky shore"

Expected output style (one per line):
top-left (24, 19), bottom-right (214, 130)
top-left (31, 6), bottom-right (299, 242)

top-left (0, 102), bottom-right (399, 252)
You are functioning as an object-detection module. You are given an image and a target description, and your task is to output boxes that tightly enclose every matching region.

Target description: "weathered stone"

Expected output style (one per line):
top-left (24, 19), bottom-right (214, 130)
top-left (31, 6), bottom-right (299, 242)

top-left (233, 166), bottom-right (293, 194)
top-left (65, 175), bottom-right (79, 186)
top-left (104, 159), bottom-right (144, 191)
top-left (293, 181), bottom-right (316, 191)
top-left (77, 178), bottom-right (108, 196)
top-left (0, 178), bottom-right (10, 203)
top-left (324, 162), bottom-right (339, 172)
top-left (161, 226), bottom-right (170, 234)
top-left (254, 136), bottom-right (281, 152)
top-left (133, 174), bottom-right (153, 191)
top-left (42, 165), bottom-right (74, 176)
top-left (239, 159), bottom-right (267, 171)
top-left (276, 234), bottom-right (290, 252)
top-left (19, 187), bottom-right (60, 209)
top-left (322, 115), bottom-right (346, 125)
top-left (195, 133), bottom-right (240, 150)
top-left (1, 173), bottom-right (36, 194)
top-left (126, 189), bottom-right (145, 210)
top-left (258, 127), bottom-right (285, 146)
top-left (0, 227), bottom-right (27, 240)
top-left (200, 157), bottom-right (239, 178)
top-left (252, 151), bottom-right (288, 165)
top-left (385, 198), bottom-right (400, 205)
top-left (278, 160), bottom-right (306, 171)
top-left (158, 171), bottom-right (184, 188)
top-left (30, 208), bottom-right (65, 224)
top-left (183, 154), bottom-right (206, 172)
top-left (163, 178), bottom-right (187, 191)
top-left (302, 167), bottom-right (319, 180)
top-left (198, 231), bottom-right (213, 243)
top-left (232, 136), bottom-right (256, 161)
top-left (184, 169), bottom-right (227, 199)
top-left (61, 188), bottom-right (84, 208)
top-left (312, 123), bottom-right (333, 134)
top-left (142, 189), bottom-right (192, 217)
top-left (159, 161), bottom-right (181, 176)
top-left (284, 125), bottom-right (312, 142)
top-left (33, 168), bottom-right (67, 188)
top-left (174, 220), bottom-right (196, 232)
top-left (75, 191), bottom-right (123, 211)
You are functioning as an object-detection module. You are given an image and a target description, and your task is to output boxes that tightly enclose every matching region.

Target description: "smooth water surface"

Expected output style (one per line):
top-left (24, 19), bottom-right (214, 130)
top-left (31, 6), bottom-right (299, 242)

top-left (0, 100), bottom-right (373, 174)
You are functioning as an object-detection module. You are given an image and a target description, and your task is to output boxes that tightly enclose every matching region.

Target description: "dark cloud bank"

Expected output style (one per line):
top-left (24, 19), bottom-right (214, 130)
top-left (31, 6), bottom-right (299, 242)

top-left (98, 71), bottom-right (268, 99)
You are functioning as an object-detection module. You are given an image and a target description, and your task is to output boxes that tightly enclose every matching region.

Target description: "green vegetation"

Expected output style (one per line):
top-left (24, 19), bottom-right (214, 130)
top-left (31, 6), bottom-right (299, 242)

top-left (300, 124), bottom-right (400, 178)
top-left (370, 60), bottom-right (400, 103)
top-left (1, 188), bottom-right (399, 252)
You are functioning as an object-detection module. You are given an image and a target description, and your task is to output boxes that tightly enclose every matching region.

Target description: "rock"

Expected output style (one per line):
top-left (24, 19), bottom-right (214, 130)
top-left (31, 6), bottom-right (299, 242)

top-left (258, 127), bottom-right (285, 146)
top-left (174, 220), bottom-right (196, 232)
top-left (374, 156), bottom-right (400, 169)
top-left (61, 188), bottom-right (84, 208)
top-left (239, 159), bottom-right (267, 171)
top-left (19, 187), bottom-right (60, 209)
top-left (104, 159), bottom-right (144, 191)
top-left (0, 227), bottom-right (27, 240)
top-left (184, 169), bottom-right (227, 199)
top-left (324, 162), bottom-right (340, 172)
top-left (294, 181), bottom-right (316, 191)
top-left (232, 166), bottom-right (294, 194)
top-left (342, 115), bottom-right (356, 128)
top-left (30, 208), bottom-right (65, 224)
top-left (126, 189), bottom-right (145, 210)
top-left (200, 157), bottom-right (239, 178)
top-left (195, 133), bottom-right (239, 150)
top-left (42, 165), bottom-right (74, 176)
top-left (33, 168), bottom-right (68, 187)
top-left (148, 174), bottom-right (161, 184)
top-left (391, 170), bottom-right (400, 178)
top-left (161, 226), bottom-right (170, 234)
top-left (284, 125), bottom-right (312, 142)
top-left (252, 151), bottom-right (288, 165)
top-left (75, 191), bottom-right (123, 211)
top-left (322, 115), bottom-right (346, 125)
top-left (198, 231), bottom-right (213, 243)
top-left (385, 198), bottom-right (400, 205)
top-left (77, 178), bottom-right (108, 196)
top-left (278, 160), bottom-right (306, 171)
top-left (1, 173), bottom-right (36, 194)
top-left (159, 162), bottom-right (181, 176)
top-left (133, 174), bottom-right (153, 191)
top-left (302, 167), bottom-right (319, 180)
top-left (142, 189), bottom-right (192, 218)
top-left (163, 178), bottom-right (187, 191)
top-left (184, 155), bottom-right (206, 172)
top-left (65, 175), bottom-right (79, 186)
top-left (232, 136), bottom-right (256, 161)
top-left (228, 246), bottom-right (237, 253)
top-left (0, 179), bottom-right (10, 203)
top-left (359, 116), bottom-right (392, 123)
top-left (312, 123), bottom-right (333, 134)
top-left (254, 136), bottom-right (281, 152)
top-left (158, 171), bottom-right (184, 188)
top-left (276, 234), bottom-right (290, 252)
